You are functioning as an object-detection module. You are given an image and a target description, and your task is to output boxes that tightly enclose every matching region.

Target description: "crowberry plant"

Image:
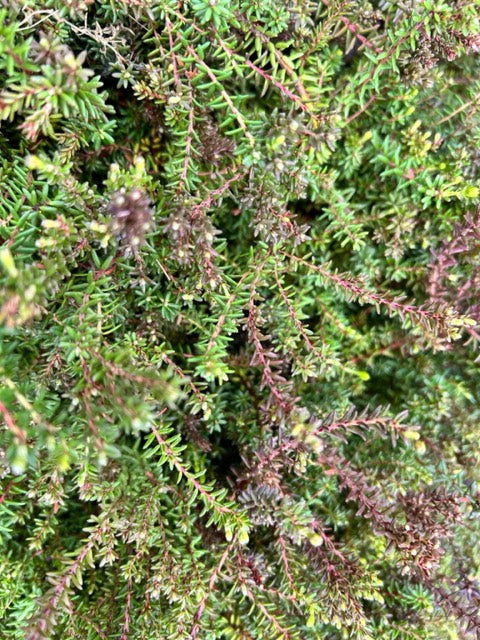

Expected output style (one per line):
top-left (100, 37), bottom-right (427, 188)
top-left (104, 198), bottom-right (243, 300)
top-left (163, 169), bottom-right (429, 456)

top-left (1, 1), bottom-right (480, 639)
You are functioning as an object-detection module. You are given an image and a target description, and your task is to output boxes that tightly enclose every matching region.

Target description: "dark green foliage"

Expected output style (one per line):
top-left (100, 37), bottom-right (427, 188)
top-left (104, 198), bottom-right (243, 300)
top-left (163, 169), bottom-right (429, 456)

top-left (1, 1), bottom-right (480, 638)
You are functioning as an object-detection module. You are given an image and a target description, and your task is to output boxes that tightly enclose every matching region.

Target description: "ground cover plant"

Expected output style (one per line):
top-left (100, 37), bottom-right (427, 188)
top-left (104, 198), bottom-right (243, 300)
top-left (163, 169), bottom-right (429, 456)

top-left (1, 0), bottom-right (480, 638)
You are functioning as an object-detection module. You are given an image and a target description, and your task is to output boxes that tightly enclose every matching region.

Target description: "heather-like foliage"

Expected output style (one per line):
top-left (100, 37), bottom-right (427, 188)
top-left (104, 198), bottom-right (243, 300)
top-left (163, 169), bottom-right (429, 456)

top-left (1, 1), bottom-right (480, 638)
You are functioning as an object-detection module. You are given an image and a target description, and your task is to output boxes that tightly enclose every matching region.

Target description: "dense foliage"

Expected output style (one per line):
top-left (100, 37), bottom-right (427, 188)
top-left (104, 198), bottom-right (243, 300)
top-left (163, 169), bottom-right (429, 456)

top-left (1, 1), bottom-right (480, 638)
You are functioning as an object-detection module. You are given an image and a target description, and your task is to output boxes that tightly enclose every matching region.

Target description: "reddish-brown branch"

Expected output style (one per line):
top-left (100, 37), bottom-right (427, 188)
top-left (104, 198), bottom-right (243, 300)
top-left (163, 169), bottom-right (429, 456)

top-left (164, 13), bottom-right (182, 90)
top-left (282, 251), bottom-right (449, 337)
top-left (177, 79), bottom-right (195, 194)
top-left (191, 543), bottom-right (234, 639)
top-left (0, 400), bottom-right (27, 443)
top-left (0, 478), bottom-right (15, 505)
top-left (277, 535), bottom-right (295, 592)
top-left (120, 576), bottom-right (133, 640)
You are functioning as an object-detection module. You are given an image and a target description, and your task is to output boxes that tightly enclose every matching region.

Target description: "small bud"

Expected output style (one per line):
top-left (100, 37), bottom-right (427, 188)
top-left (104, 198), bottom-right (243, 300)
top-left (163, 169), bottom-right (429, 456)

top-left (25, 155), bottom-right (45, 171)
top-left (107, 189), bottom-right (154, 247)
top-left (238, 527), bottom-right (250, 545)
top-left (0, 248), bottom-right (18, 278)
top-left (308, 533), bottom-right (324, 547)
top-left (415, 440), bottom-right (426, 455)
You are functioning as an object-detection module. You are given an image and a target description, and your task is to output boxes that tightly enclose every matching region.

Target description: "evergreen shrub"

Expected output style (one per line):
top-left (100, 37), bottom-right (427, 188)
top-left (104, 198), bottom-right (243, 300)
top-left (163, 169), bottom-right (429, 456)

top-left (1, 1), bottom-right (480, 638)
